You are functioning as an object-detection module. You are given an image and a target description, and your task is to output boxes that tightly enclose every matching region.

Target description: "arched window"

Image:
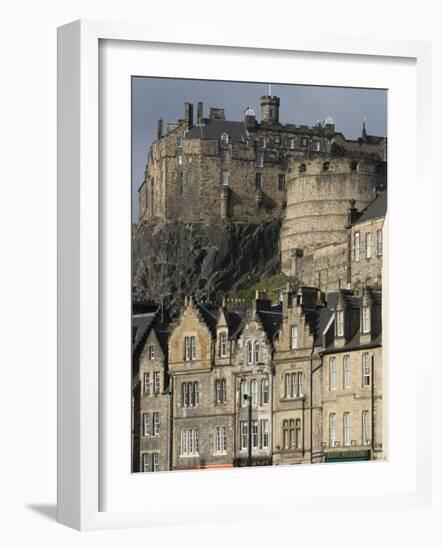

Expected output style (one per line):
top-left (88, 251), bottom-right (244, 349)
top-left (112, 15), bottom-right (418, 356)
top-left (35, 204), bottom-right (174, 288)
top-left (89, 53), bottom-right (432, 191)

top-left (322, 161), bottom-right (330, 172)
top-left (220, 132), bottom-right (229, 144)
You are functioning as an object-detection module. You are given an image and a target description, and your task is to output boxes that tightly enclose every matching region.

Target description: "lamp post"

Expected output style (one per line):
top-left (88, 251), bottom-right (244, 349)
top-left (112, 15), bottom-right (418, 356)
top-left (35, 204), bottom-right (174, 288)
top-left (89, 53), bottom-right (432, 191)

top-left (243, 392), bottom-right (252, 467)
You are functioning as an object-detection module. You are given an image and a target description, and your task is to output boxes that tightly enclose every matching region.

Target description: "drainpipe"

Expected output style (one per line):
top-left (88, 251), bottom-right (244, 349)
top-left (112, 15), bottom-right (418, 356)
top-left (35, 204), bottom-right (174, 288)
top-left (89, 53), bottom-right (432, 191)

top-left (371, 355), bottom-right (375, 459)
top-left (168, 376), bottom-right (174, 471)
top-left (310, 349), bottom-right (323, 464)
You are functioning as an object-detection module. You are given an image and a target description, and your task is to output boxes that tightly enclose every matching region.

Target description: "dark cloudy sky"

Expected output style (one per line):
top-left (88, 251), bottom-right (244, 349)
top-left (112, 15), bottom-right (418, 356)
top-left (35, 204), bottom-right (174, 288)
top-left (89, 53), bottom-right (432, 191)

top-left (132, 77), bottom-right (387, 222)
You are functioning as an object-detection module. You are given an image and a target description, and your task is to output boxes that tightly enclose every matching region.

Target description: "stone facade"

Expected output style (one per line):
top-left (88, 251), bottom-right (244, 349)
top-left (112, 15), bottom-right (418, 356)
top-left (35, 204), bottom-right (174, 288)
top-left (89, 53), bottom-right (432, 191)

top-left (321, 288), bottom-right (383, 462)
top-left (132, 285), bottom-right (384, 472)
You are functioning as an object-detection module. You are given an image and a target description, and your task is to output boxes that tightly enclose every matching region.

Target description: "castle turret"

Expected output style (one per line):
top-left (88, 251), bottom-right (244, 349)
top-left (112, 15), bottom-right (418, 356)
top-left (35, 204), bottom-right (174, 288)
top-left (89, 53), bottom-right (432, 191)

top-left (244, 106), bottom-right (256, 130)
top-left (261, 95), bottom-right (280, 124)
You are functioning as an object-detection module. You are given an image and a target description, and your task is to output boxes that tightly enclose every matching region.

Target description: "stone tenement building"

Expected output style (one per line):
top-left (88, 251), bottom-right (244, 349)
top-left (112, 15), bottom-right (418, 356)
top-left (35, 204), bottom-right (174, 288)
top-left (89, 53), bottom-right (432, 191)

top-left (132, 286), bottom-right (383, 472)
top-left (138, 95), bottom-right (387, 227)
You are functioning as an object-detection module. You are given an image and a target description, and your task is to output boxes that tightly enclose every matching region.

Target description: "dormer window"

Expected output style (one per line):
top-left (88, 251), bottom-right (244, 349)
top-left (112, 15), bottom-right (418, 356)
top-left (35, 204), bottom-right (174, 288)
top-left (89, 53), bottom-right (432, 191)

top-left (219, 332), bottom-right (227, 357)
top-left (362, 305), bottom-right (371, 334)
top-left (184, 336), bottom-right (196, 361)
top-left (290, 326), bottom-right (298, 349)
top-left (148, 345), bottom-right (155, 360)
top-left (220, 132), bottom-right (229, 144)
top-left (336, 310), bottom-right (344, 338)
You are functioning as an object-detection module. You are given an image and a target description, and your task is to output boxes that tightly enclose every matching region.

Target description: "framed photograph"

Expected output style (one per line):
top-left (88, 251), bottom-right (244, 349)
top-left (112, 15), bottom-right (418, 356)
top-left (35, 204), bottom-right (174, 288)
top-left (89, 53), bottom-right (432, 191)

top-left (57, 20), bottom-right (432, 530)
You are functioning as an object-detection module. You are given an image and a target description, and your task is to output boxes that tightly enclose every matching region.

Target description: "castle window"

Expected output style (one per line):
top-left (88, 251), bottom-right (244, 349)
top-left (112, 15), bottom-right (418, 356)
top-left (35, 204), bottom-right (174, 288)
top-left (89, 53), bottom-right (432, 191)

top-left (322, 161), bottom-right (330, 171)
top-left (299, 163), bottom-right (306, 174)
top-left (176, 136), bottom-right (183, 148)
top-left (311, 140), bottom-right (320, 152)
top-left (220, 132), bottom-right (229, 144)
top-left (255, 172), bottom-right (262, 189)
top-left (354, 232), bottom-right (360, 261)
top-left (187, 170), bottom-right (193, 185)
top-left (260, 137), bottom-right (267, 148)
top-left (261, 378), bottom-right (269, 405)
top-left (220, 149), bottom-right (230, 164)
top-left (362, 353), bottom-right (371, 386)
top-left (329, 413), bottom-right (337, 446)
top-left (286, 155), bottom-right (294, 164)
top-left (256, 153), bottom-right (264, 167)
top-left (377, 229), bottom-right (383, 256)
top-left (274, 135), bottom-right (280, 144)
top-left (221, 171), bottom-right (230, 186)
top-left (177, 154), bottom-right (183, 165)
top-left (336, 310), bottom-right (344, 337)
top-left (366, 232), bottom-right (372, 259)
top-left (301, 137), bottom-right (309, 147)
top-left (278, 174), bottom-right (286, 191)
top-left (351, 161), bottom-right (358, 171)
top-left (187, 156), bottom-right (192, 164)
top-left (142, 453), bottom-right (149, 472)
top-left (287, 138), bottom-right (295, 149)
top-left (329, 358), bottom-right (337, 390)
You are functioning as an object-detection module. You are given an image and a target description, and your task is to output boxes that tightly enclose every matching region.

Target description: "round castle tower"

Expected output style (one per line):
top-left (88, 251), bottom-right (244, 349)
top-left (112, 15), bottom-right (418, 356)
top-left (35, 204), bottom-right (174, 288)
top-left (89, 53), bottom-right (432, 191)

top-left (280, 156), bottom-right (386, 274)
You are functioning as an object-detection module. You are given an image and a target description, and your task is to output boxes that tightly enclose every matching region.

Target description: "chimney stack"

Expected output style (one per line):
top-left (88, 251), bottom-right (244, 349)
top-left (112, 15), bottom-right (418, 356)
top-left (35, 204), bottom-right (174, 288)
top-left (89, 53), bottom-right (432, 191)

top-left (156, 118), bottom-right (163, 140)
top-left (197, 102), bottom-right (204, 125)
top-left (184, 102), bottom-right (194, 130)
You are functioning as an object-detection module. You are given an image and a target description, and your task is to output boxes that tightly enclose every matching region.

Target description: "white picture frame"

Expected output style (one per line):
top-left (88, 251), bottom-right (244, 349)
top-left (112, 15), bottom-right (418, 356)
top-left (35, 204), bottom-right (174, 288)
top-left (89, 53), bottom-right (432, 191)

top-left (57, 19), bottom-right (433, 531)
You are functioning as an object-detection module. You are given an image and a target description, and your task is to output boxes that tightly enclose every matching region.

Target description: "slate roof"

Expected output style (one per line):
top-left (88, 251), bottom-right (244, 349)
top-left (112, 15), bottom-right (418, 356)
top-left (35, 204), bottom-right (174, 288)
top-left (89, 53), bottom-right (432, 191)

top-left (355, 190), bottom-right (387, 225)
top-left (184, 120), bottom-right (248, 143)
top-left (196, 303), bottom-right (218, 336)
top-left (132, 312), bottom-right (157, 356)
top-left (257, 304), bottom-right (283, 341)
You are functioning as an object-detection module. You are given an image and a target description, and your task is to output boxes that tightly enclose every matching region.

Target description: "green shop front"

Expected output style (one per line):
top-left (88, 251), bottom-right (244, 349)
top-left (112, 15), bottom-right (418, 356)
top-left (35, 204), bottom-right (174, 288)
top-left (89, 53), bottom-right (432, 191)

top-left (324, 450), bottom-right (371, 463)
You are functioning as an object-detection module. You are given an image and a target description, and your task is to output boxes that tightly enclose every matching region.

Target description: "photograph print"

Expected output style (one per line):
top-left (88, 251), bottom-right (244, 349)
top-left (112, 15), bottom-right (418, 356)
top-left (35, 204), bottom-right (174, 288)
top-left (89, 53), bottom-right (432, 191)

top-left (131, 77), bottom-right (387, 473)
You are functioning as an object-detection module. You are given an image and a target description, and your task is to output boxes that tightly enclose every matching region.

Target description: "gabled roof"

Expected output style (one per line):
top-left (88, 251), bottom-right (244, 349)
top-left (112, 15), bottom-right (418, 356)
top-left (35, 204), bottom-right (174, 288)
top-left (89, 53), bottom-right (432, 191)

top-left (132, 312), bottom-right (157, 356)
top-left (184, 120), bottom-right (248, 143)
top-left (355, 190), bottom-right (387, 225)
top-left (257, 303), bottom-right (283, 341)
top-left (196, 303), bottom-right (218, 336)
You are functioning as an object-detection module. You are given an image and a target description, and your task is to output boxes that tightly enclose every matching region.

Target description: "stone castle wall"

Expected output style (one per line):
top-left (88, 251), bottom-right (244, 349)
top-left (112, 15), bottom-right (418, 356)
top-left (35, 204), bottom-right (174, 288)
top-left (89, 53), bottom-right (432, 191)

top-left (281, 157), bottom-right (386, 274)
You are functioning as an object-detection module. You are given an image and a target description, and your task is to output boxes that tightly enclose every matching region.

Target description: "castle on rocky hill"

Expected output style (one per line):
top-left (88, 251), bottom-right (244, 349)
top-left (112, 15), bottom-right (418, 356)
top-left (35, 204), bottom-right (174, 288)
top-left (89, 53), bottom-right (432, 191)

top-left (137, 94), bottom-right (387, 293)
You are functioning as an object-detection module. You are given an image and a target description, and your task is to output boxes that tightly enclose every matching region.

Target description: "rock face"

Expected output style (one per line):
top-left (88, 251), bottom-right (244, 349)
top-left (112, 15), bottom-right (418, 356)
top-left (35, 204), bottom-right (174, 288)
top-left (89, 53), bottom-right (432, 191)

top-left (132, 220), bottom-right (281, 315)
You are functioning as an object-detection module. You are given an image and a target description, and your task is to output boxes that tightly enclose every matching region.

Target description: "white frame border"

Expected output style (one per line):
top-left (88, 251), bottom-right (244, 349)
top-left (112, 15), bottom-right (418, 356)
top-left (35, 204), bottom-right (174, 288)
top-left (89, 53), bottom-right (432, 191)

top-left (57, 19), bottom-right (432, 531)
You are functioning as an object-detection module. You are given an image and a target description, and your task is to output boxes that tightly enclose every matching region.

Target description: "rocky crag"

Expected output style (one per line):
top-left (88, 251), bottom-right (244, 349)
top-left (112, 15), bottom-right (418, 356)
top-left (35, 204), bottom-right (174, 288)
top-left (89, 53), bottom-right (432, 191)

top-left (132, 220), bottom-right (281, 315)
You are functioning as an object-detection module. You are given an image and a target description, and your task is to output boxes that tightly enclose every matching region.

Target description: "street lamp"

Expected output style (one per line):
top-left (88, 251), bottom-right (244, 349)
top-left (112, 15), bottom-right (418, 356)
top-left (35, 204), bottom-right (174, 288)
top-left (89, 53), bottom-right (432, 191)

top-left (243, 392), bottom-right (252, 467)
